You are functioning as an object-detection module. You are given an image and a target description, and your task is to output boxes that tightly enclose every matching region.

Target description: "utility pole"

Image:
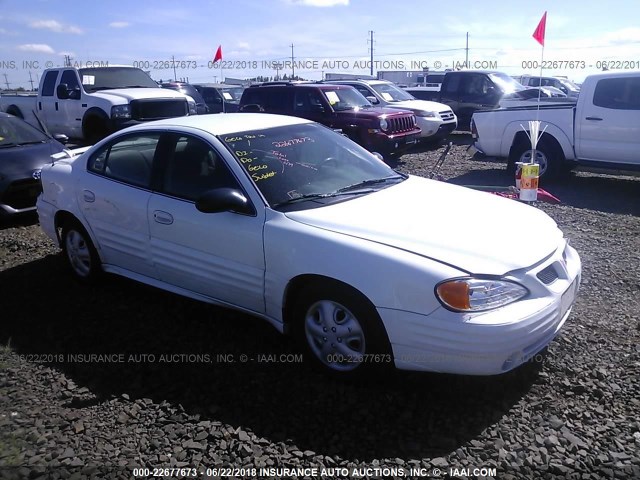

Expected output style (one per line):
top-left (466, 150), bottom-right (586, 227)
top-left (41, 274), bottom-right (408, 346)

top-left (172, 55), bottom-right (177, 82)
top-left (28, 71), bottom-right (35, 90)
top-left (368, 31), bottom-right (374, 76)
top-left (64, 55), bottom-right (72, 67)
top-left (290, 44), bottom-right (295, 79)
top-left (465, 32), bottom-right (469, 68)
top-left (3, 74), bottom-right (10, 90)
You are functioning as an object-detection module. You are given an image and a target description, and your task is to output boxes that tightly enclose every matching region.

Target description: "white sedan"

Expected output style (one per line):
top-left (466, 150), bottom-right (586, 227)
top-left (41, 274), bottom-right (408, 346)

top-left (36, 113), bottom-right (581, 376)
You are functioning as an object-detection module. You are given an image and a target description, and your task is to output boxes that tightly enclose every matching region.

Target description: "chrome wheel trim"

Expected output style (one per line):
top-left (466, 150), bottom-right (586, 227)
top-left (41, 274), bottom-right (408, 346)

top-left (304, 300), bottom-right (366, 372)
top-left (65, 229), bottom-right (92, 277)
top-left (518, 149), bottom-right (548, 176)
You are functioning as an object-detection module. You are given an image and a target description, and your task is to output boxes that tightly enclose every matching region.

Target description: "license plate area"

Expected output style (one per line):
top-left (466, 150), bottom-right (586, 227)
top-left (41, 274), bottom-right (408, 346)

top-left (560, 278), bottom-right (578, 319)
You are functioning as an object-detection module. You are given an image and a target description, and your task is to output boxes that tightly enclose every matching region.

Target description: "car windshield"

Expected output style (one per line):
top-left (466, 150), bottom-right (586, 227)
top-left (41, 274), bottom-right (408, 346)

top-left (489, 72), bottom-right (525, 95)
top-left (220, 123), bottom-right (403, 209)
top-left (221, 87), bottom-right (244, 103)
top-left (322, 88), bottom-right (372, 111)
top-left (166, 85), bottom-right (206, 104)
top-left (370, 83), bottom-right (415, 102)
top-left (78, 67), bottom-right (158, 92)
top-left (558, 78), bottom-right (580, 93)
top-left (0, 116), bottom-right (49, 147)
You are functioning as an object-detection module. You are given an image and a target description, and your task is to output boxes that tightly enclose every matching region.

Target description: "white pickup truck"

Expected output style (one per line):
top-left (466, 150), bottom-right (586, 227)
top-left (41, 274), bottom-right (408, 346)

top-left (1, 66), bottom-right (196, 144)
top-left (471, 71), bottom-right (640, 179)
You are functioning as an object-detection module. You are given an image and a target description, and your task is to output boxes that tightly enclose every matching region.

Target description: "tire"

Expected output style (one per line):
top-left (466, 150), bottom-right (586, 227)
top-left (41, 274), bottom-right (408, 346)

top-left (82, 113), bottom-right (110, 145)
top-left (293, 281), bottom-right (392, 376)
top-left (508, 136), bottom-right (566, 180)
top-left (61, 220), bottom-right (102, 284)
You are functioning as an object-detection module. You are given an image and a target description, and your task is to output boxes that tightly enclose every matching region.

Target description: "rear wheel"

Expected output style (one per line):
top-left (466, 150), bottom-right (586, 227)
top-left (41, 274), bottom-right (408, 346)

top-left (61, 220), bottom-right (102, 283)
top-left (508, 136), bottom-right (567, 180)
top-left (293, 281), bottom-right (392, 376)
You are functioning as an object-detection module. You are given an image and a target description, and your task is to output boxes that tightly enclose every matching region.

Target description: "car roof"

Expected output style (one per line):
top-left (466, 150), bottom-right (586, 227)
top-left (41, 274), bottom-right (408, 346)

top-left (249, 82), bottom-right (354, 90)
top-left (194, 83), bottom-right (243, 88)
top-left (125, 113), bottom-right (312, 136)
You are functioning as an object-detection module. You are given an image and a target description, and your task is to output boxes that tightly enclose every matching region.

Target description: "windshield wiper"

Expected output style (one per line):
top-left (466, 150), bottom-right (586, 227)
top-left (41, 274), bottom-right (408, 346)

top-left (336, 174), bottom-right (406, 193)
top-left (122, 85), bottom-right (151, 88)
top-left (15, 140), bottom-right (46, 146)
top-left (0, 143), bottom-right (17, 149)
top-left (272, 189), bottom-right (375, 207)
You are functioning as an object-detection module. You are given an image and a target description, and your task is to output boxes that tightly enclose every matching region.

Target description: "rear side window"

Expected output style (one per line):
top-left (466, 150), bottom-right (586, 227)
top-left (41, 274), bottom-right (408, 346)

top-left (442, 75), bottom-right (461, 93)
top-left (41, 70), bottom-right (59, 97)
top-left (88, 134), bottom-right (161, 188)
top-left (593, 77), bottom-right (640, 110)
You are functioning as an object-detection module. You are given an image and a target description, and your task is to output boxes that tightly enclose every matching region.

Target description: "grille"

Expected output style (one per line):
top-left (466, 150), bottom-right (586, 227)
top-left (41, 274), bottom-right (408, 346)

top-left (130, 99), bottom-right (188, 121)
top-left (1, 178), bottom-right (42, 209)
top-left (439, 110), bottom-right (455, 121)
top-left (537, 264), bottom-right (559, 284)
top-left (387, 115), bottom-right (416, 134)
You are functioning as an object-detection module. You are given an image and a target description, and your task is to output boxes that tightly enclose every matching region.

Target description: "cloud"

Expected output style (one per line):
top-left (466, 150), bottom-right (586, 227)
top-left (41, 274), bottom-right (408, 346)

top-left (30, 19), bottom-right (83, 34)
top-left (237, 42), bottom-right (251, 50)
top-left (286, 0), bottom-right (349, 6)
top-left (57, 51), bottom-right (76, 58)
top-left (109, 21), bottom-right (130, 28)
top-left (18, 44), bottom-right (56, 54)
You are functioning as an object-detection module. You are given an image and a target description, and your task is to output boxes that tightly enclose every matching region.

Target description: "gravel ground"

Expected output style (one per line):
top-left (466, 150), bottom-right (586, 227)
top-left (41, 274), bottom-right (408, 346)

top-left (1, 133), bottom-right (639, 480)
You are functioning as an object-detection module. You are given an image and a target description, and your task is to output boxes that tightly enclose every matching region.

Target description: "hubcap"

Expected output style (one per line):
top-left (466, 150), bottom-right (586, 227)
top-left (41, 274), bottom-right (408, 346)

top-left (519, 149), bottom-right (548, 176)
top-left (304, 300), bottom-right (366, 372)
top-left (65, 230), bottom-right (92, 277)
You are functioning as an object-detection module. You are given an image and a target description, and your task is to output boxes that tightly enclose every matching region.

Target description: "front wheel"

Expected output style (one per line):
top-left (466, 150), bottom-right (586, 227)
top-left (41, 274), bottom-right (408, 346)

top-left (61, 220), bottom-right (102, 283)
top-left (293, 282), bottom-right (392, 376)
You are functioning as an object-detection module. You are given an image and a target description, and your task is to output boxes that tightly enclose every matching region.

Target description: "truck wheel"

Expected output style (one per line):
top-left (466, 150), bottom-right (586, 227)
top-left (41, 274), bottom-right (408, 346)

top-left (509, 137), bottom-right (566, 180)
top-left (82, 113), bottom-right (110, 145)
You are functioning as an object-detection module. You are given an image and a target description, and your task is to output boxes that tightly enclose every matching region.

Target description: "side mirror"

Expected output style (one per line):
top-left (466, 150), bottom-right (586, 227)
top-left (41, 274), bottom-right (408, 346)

top-left (56, 84), bottom-right (70, 100)
top-left (53, 133), bottom-right (69, 144)
top-left (366, 96), bottom-right (379, 105)
top-left (196, 188), bottom-right (254, 215)
top-left (371, 152), bottom-right (385, 162)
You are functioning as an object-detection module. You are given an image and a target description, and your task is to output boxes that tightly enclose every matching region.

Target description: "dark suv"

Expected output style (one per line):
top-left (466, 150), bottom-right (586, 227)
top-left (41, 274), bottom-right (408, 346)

top-left (160, 82), bottom-right (208, 115)
top-left (238, 82), bottom-right (420, 158)
top-left (193, 83), bottom-right (245, 113)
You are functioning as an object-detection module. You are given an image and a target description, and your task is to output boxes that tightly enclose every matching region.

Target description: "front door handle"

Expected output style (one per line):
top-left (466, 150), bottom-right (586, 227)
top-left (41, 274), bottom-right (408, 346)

top-left (585, 116), bottom-right (603, 121)
top-left (153, 210), bottom-right (174, 225)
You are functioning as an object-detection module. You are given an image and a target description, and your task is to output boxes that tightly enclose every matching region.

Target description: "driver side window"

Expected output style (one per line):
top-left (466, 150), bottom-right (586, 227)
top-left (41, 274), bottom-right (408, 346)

top-left (162, 135), bottom-right (238, 201)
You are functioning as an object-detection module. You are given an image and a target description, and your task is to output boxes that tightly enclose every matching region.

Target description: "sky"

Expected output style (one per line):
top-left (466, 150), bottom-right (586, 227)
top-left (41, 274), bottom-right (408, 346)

top-left (2, 0), bottom-right (640, 89)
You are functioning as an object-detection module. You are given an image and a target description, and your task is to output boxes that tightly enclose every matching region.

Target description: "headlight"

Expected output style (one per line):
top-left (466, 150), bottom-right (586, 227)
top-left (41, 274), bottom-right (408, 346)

top-left (435, 277), bottom-right (528, 312)
top-left (187, 100), bottom-right (197, 115)
top-left (111, 105), bottom-right (131, 119)
top-left (416, 111), bottom-right (436, 118)
top-left (380, 118), bottom-right (388, 131)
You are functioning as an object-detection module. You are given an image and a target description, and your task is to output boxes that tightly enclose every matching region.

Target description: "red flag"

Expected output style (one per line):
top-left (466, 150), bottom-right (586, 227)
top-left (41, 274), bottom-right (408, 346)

top-left (532, 12), bottom-right (547, 46)
top-left (213, 45), bottom-right (222, 63)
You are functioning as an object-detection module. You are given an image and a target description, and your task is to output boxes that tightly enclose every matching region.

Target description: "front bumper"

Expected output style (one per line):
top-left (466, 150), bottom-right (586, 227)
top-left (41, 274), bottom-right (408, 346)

top-left (378, 242), bottom-right (582, 375)
top-left (369, 129), bottom-right (421, 155)
top-left (416, 118), bottom-right (457, 139)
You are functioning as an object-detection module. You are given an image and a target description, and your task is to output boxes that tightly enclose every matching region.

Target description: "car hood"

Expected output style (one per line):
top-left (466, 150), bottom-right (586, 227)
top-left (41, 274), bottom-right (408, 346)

top-left (0, 140), bottom-right (65, 178)
top-left (334, 106), bottom-right (412, 120)
top-left (385, 99), bottom-right (452, 113)
top-left (91, 88), bottom-right (189, 102)
top-left (285, 176), bottom-right (562, 275)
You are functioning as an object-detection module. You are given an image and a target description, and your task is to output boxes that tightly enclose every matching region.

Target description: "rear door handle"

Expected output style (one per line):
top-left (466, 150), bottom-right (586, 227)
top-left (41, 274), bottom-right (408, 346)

top-left (585, 116), bottom-right (603, 121)
top-left (153, 210), bottom-right (174, 225)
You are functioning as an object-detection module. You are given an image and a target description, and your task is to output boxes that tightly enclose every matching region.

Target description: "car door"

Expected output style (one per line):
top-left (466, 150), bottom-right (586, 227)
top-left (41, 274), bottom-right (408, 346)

top-left (576, 76), bottom-right (640, 165)
top-left (38, 70), bottom-right (59, 128)
top-left (79, 132), bottom-right (159, 278)
top-left (51, 69), bottom-right (84, 138)
top-left (147, 132), bottom-right (266, 312)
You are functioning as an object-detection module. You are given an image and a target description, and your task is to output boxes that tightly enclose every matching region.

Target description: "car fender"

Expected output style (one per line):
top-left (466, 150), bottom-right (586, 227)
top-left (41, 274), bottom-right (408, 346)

top-left (263, 211), bottom-right (464, 325)
top-left (500, 119), bottom-right (575, 160)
